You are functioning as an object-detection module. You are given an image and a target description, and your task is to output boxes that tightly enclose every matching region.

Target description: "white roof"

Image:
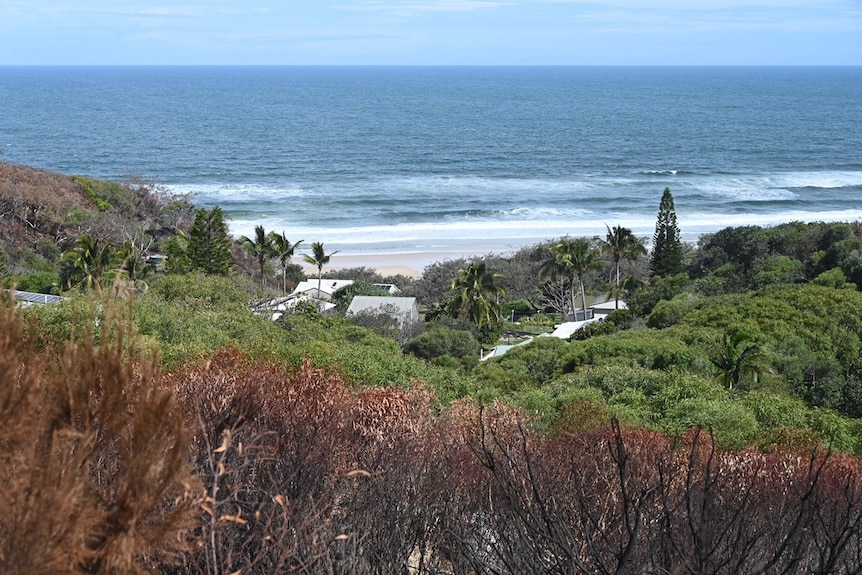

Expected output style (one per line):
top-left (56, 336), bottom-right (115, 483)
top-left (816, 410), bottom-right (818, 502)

top-left (292, 279), bottom-right (354, 297)
top-left (269, 299), bottom-right (336, 320)
top-left (481, 337), bottom-right (534, 361)
top-left (550, 319), bottom-right (599, 339)
top-left (591, 299), bottom-right (628, 312)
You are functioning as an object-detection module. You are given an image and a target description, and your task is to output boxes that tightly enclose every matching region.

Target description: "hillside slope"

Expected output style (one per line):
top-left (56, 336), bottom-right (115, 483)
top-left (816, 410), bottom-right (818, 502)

top-left (0, 162), bottom-right (193, 275)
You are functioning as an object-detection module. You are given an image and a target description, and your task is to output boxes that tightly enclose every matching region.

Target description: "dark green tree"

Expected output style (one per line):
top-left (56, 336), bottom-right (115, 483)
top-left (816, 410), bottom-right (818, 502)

top-left (403, 322), bottom-right (480, 363)
top-left (187, 207), bottom-right (233, 275)
top-left (302, 241), bottom-right (339, 296)
top-left (239, 225), bottom-right (274, 285)
top-left (650, 187), bottom-right (683, 278)
top-left (59, 235), bottom-right (116, 293)
top-left (164, 232), bottom-right (191, 275)
top-left (600, 224), bottom-right (647, 308)
top-left (269, 231), bottom-right (304, 295)
top-left (710, 332), bottom-right (772, 391)
top-left (117, 242), bottom-right (151, 293)
top-left (446, 261), bottom-right (507, 331)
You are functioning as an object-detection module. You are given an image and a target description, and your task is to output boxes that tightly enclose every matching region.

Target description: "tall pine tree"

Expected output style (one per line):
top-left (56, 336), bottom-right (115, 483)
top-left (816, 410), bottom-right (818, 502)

top-left (187, 206), bottom-right (234, 275)
top-left (650, 187), bottom-right (683, 278)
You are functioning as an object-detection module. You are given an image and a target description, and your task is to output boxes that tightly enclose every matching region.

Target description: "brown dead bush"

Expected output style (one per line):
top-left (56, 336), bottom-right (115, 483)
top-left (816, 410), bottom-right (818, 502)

top-left (0, 298), bottom-right (199, 574)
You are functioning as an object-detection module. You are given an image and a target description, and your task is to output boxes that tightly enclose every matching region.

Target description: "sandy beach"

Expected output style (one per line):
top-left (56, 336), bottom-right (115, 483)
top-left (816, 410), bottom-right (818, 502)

top-left (301, 250), bottom-right (493, 279)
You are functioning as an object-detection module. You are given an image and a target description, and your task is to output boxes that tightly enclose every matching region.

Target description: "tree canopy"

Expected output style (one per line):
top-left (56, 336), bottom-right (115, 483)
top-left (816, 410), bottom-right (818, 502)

top-left (186, 207), bottom-right (233, 275)
top-left (239, 225), bottom-right (274, 285)
top-left (651, 187), bottom-right (683, 278)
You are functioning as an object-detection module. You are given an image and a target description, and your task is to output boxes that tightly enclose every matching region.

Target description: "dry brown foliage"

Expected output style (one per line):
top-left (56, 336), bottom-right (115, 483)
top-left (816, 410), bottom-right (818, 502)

top-left (0, 299), bottom-right (199, 574)
top-left (453, 417), bottom-right (862, 574)
top-left (8, 294), bottom-right (862, 573)
top-left (166, 348), bottom-right (446, 573)
top-left (0, 162), bottom-right (98, 255)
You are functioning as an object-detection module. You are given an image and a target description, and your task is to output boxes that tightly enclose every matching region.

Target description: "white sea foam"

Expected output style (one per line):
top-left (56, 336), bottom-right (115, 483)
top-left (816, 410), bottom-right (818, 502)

top-left (173, 167), bottom-right (862, 259)
top-left (167, 182), bottom-right (308, 202)
top-left (685, 171), bottom-right (862, 199)
top-left (227, 206), bottom-right (862, 258)
top-left (768, 171), bottom-right (862, 189)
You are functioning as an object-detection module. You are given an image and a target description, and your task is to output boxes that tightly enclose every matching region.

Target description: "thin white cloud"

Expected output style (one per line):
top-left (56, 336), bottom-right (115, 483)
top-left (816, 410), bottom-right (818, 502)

top-left (340, 0), bottom-right (517, 15)
top-left (539, 0), bottom-right (846, 7)
top-left (547, 1), bottom-right (862, 33)
top-left (124, 7), bottom-right (203, 17)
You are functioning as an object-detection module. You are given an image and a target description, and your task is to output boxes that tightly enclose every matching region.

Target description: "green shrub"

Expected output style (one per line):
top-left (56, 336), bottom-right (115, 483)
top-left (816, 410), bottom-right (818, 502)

top-left (739, 391), bottom-right (810, 429)
top-left (809, 408), bottom-right (855, 452)
top-left (662, 397), bottom-right (759, 450)
top-left (549, 364), bottom-right (666, 399)
top-left (608, 388), bottom-right (657, 428)
top-left (550, 387), bottom-right (612, 435)
top-left (561, 329), bottom-right (702, 373)
top-left (404, 322), bottom-right (479, 361)
top-left (133, 273), bottom-right (280, 367)
top-left (647, 370), bottom-right (730, 415)
top-left (13, 272), bottom-right (60, 294)
top-left (72, 175), bottom-right (136, 213)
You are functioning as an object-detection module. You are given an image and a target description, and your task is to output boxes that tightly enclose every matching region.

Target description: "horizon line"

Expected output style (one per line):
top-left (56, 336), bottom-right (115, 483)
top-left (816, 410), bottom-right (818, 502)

top-left (1, 63), bottom-right (860, 68)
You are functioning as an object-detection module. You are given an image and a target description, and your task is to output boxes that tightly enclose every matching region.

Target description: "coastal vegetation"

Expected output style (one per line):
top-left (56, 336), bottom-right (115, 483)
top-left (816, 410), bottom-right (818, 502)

top-left (7, 162), bottom-right (862, 571)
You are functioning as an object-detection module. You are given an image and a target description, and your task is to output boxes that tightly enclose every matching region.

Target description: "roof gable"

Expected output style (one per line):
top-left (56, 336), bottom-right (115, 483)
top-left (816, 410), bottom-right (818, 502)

top-left (347, 296), bottom-right (417, 316)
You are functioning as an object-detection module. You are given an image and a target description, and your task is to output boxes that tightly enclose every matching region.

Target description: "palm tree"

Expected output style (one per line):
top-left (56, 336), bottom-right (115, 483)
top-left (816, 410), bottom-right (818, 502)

top-left (269, 231), bottom-right (304, 295)
top-left (117, 242), bottom-right (151, 293)
top-left (710, 332), bottom-right (771, 390)
top-left (239, 225), bottom-right (274, 285)
top-left (600, 224), bottom-right (647, 308)
top-left (302, 241), bottom-right (339, 297)
top-left (447, 261), bottom-right (507, 329)
top-left (540, 242), bottom-right (579, 319)
top-left (60, 235), bottom-right (115, 293)
top-left (541, 238), bottom-right (605, 319)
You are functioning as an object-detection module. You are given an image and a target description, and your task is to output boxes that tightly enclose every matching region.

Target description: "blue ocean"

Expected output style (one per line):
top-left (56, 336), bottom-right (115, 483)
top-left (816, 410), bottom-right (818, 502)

top-left (1, 66), bottom-right (861, 257)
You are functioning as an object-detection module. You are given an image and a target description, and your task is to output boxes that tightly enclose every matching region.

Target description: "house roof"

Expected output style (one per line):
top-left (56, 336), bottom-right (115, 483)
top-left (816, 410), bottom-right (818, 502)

top-left (347, 296), bottom-right (417, 317)
top-left (292, 279), bottom-right (354, 297)
top-left (591, 298), bottom-right (628, 312)
top-left (10, 290), bottom-right (65, 306)
top-left (372, 283), bottom-right (402, 295)
top-left (481, 337), bottom-right (534, 361)
top-left (549, 319), bottom-right (600, 339)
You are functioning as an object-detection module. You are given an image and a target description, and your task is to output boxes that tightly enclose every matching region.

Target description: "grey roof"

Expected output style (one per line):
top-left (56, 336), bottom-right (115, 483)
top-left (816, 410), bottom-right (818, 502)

top-left (11, 290), bottom-right (65, 306)
top-left (372, 283), bottom-right (402, 295)
top-left (346, 296), bottom-right (418, 322)
top-left (481, 337), bottom-right (534, 361)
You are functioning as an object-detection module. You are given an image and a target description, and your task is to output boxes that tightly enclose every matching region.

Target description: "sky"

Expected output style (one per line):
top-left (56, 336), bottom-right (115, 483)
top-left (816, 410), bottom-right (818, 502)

top-left (1, 0), bottom-right (860, 65)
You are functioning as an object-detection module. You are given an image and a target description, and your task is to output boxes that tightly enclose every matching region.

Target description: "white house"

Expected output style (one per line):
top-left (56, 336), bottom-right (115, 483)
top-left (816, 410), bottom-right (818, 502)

top-left (291, 279), bottom-right (354, 302)
top-left (346, 296), bottom-right (419, 327)
top-left (372, 283), bottom-right (402, 295)
top-left (591, 298), bottom-right (628, 318)
top-left (251, 293), bottom-right (336, 321)
top-left (346, 296), bottom-right (420, 344)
